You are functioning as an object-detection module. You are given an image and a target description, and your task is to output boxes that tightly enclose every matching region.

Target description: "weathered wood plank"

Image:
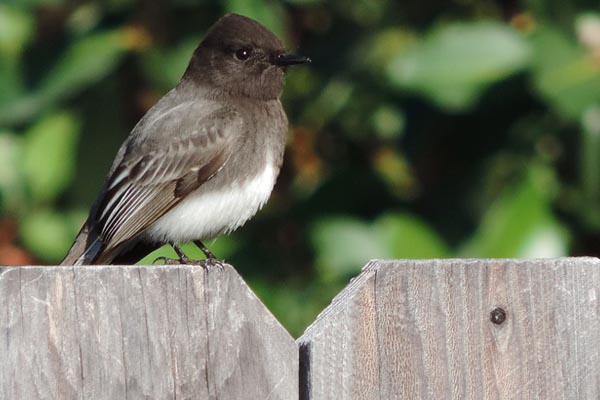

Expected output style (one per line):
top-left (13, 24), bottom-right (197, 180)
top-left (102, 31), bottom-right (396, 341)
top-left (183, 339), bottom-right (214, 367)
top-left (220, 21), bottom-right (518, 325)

top-left (298, 258), bottom-right (600, 399)
top-left (0, 264), bottom-right (297, 400)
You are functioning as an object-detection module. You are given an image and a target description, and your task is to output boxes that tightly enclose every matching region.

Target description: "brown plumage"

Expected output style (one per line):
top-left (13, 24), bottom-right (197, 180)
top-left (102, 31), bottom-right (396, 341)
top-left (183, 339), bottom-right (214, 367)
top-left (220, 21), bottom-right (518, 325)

top-left (61, 14), bottom-right (309, 265)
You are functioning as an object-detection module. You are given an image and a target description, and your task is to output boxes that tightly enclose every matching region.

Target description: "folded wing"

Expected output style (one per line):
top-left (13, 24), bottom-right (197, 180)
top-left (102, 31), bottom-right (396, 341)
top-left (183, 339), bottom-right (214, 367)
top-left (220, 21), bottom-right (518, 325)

top-left (62, 102), bottom-right (241, 265)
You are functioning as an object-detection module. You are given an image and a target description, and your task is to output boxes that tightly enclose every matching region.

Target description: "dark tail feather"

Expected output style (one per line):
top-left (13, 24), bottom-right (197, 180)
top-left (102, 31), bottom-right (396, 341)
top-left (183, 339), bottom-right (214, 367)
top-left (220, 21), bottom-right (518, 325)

top-left (60, 222), bottom-right (105, 265)
top-left (61, 221), bottom-right (158, 265)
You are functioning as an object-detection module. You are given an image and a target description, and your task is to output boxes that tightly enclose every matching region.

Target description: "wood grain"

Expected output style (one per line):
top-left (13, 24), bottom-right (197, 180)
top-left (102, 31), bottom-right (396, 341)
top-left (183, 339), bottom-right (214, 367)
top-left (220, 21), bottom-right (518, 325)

top-left (0, 264), bottom-right (297, 400)
top-left (298, 258), bottom-right (600, 400)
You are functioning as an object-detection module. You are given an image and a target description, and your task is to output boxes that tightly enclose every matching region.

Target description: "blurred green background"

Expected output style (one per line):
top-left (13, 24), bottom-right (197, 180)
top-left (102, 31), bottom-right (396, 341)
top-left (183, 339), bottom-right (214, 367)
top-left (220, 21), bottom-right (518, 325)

top-left (1, 0), bottom-right (599, 336)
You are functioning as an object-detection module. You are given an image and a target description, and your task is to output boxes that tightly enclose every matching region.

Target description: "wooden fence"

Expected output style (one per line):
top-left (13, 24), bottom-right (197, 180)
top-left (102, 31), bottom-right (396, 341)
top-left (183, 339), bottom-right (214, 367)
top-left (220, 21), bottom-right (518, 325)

top-left (2, 258), bottom-right (600, 399)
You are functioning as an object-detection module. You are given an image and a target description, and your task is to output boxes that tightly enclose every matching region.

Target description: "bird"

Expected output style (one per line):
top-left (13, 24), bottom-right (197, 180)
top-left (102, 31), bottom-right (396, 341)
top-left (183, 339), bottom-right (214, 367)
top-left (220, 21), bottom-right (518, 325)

top-left (61, 13), bottom-right (310, 266)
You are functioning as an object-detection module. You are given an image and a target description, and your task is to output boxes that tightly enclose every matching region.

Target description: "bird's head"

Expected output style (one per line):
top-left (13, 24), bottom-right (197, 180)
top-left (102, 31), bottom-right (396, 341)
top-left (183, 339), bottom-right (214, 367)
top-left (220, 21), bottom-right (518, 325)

top-left (184, 13), bottom-right (310, 100)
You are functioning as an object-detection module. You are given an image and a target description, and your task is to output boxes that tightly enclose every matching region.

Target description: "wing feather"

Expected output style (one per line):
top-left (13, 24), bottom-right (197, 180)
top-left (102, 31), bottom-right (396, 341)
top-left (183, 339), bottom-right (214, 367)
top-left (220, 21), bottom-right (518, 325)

top-left (91, 104), bottom-right (240, 254)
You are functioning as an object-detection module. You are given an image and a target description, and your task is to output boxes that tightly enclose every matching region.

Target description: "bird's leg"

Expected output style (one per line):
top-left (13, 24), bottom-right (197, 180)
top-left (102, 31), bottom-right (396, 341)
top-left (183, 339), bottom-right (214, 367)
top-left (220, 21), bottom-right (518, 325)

top-left (153, 243), bottom-right (192, 265)
top-left (193, 240), bottom-right (224, 270)
top-left (154, 242), bottom-right (223, 270)
top-left (172, 244), bottom-right (192, 263)
top-left (193, 240), bottom-right (217, 259)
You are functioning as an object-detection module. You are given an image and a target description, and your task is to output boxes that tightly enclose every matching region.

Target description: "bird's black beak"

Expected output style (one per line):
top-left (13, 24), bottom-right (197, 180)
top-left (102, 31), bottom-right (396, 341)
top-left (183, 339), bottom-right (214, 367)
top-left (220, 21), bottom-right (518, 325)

top-left (272, 53), bottom-right (311, 66)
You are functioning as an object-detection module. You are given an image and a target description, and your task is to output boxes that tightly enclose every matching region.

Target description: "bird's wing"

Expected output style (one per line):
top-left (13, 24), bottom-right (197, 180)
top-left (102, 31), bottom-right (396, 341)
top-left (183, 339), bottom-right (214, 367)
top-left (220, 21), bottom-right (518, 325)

top-left (93, 103), bottom-right (241, 253)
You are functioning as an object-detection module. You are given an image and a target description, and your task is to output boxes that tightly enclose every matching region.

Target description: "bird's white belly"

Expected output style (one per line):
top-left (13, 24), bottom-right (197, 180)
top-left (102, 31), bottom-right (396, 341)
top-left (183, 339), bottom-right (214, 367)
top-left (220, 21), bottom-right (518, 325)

top-left (145, 163), bottom-right (277, 243)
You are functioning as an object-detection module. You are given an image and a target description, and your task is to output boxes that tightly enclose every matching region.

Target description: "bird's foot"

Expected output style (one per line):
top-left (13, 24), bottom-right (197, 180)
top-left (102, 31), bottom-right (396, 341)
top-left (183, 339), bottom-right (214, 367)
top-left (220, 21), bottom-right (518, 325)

top-left (153, 242), bottom-right (224, 270)
top-left (192, 240), bottom-right (225, 269)
top-left (153, 256), bottom-right (188, 265)
top-left (199, 257), bottom-right (225, 270)
top-left (153, 256), bottom-right (224, 269)
top-left (153, 243), bottom-right (192, 265)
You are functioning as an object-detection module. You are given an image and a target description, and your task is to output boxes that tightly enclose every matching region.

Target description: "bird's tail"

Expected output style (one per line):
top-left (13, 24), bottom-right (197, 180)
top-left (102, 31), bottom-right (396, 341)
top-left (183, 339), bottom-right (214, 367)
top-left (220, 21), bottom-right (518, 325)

top-left (60, 223), bottom-right (105, 265)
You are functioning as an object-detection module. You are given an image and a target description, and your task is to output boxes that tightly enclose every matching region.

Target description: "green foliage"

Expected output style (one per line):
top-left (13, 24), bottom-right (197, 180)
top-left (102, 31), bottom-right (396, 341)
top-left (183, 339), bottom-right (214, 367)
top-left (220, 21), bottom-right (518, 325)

top-left (224, 0), bottom-right (286, 40)
top-left (0, 5), bottom-right (34, 58)
top-left (387, 21), bottom-right (531, 110)
top-left (22, 112), bottom-right (80, 204)
top-left (311, 213), bottom-right (448, 281)
top-left (20, 209), bottom-right (87, 262)
top-left (371, 105), bottom-right (405, 139)
top-left (0, 5), bottom-right (34, 103)
top-left (0, 29), bottom-right (130, 126)
top-left (141, 38), bottom-right (200, 90)
top-left (301, 79), bottom-right (354, 129)
top-left (40, 30), bottom-right (129, 104)
top-left (1, 1), bottom-right (599, 336)
top-left (461, 168), bottom-right (568, 257)
top-left (580, 106), bottom-right (600, 228)
top-left (0, 131), bottom-right (24, 214)
top-left (530, 25), bottom-right (600, 120)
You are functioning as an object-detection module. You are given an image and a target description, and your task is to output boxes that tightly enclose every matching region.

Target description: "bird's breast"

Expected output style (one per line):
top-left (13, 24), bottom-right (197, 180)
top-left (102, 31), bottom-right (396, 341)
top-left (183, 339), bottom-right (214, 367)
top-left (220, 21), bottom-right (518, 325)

top-left (144, 162), bottom-right (278, 244)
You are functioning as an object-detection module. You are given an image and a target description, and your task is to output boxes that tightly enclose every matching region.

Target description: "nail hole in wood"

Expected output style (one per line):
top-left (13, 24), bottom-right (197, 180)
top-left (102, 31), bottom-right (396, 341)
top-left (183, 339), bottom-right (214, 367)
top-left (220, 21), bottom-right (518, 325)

top-left (490, 307), bottom-right (507, 325)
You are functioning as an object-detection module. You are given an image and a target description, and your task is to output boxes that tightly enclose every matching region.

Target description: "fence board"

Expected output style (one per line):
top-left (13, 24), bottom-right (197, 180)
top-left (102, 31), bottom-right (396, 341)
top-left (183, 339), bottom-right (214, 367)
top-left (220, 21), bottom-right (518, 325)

top-left (0, 264), bottom-right (297, 400)
top-left (298, 258), bottom-right (600, 399)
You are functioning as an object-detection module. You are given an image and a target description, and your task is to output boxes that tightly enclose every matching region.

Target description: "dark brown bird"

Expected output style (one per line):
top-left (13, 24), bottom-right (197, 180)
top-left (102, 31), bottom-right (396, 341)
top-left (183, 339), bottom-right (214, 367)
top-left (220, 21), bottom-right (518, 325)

top-left (61, 13), bottom-right (310, 266)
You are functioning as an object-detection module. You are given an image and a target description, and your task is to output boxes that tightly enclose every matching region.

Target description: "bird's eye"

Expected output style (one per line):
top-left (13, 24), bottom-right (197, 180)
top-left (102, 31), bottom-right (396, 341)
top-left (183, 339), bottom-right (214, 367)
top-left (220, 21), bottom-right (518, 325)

top-left (234, 47), bottom-right (253, 61)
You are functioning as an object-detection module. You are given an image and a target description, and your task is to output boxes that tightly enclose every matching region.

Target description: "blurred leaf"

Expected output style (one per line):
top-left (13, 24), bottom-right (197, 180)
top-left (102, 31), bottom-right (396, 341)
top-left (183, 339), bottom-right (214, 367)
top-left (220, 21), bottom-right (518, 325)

top-left (0, 29), bottom-right (130, 126)
top-left (6, 0), bottom-right (63, 7)
top-left (362, 28), bottom-right (417, 69)
top-left (0, 4), bottom-right (34, 58)
top-left (0, 59), bottom-right (25, 105)
top-left (284, 67), bottom-right (319, 100)
top-left (67, 3), bottom-right (103, 35)
top-left (224, 0), bottom-right (286, 41)
top-left (377, 213), bottom-right (450, 258)
top-left (519, 225), bottom-right (569, 258)
top-left (20, 209), bottom-right (85, 262)
top-left (301, 79), bottom-right (353, 129)
top-left (249, 278), bottom-right (339, 337)
top-left (282, 0), bottom-right (322, 5)
top-left (334, 0), bottom-right (387, 26)
top-left (461, 173), bottom-right (568, 257)
top-left (530, 25), bottom-right (600, 119)
top-left (579, 105), bottom-right (600, 227)
top-left (576, 13), bottom-right (600, 52)
top-left (22, 111), bottom-right (81, 204)
top-left (311, 213), bottom-right (448, 280)
top-left (141, 37), bottom-right (199, 90)
top-left (40, 29), bottom-right (130, 103)
top-left (372, 147), bottom-right (416, 199)
top-left (0, 5), bottom-right (34, 104)
top-left (311, 217), bottom-right (389, 281)
top-left (0, 131), bottom-right (25, 214)
top-left (387, 21), bottom-right (530, 110)
top-left (371, 104), bottom-right (405, 139)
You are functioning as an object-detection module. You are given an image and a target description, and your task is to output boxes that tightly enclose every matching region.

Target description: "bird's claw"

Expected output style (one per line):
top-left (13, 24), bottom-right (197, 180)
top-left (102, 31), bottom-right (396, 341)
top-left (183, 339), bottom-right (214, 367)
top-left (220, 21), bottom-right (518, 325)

top-left (152, 242), bottom-right (224, 270)
top-left (153, 255), bottom-right (225, 270)
top-left (153, 256), bottom-right (185, 265)
top-left (204, 257), bottom-right (225, 270)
